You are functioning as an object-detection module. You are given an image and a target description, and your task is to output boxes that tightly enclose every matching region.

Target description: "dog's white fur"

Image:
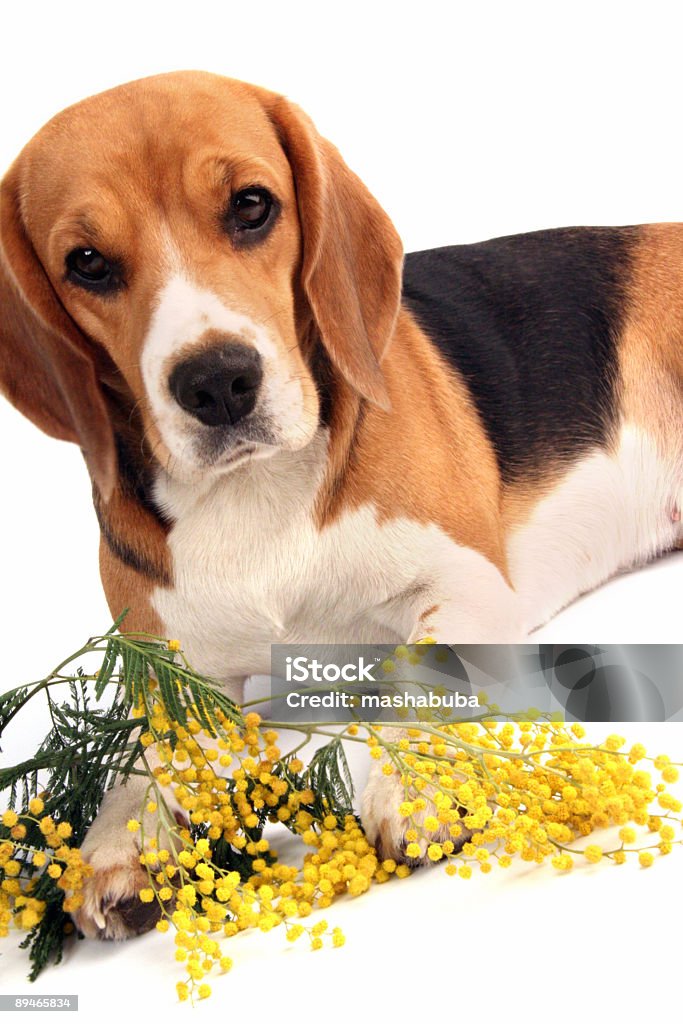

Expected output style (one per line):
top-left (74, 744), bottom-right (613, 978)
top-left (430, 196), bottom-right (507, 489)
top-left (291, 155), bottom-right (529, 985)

top-left (150, 427), bottom-right (522, 684)
top-left (142, 274), bottom-right (316, 480)
top-left (508, 423), bottom-right (683, 630)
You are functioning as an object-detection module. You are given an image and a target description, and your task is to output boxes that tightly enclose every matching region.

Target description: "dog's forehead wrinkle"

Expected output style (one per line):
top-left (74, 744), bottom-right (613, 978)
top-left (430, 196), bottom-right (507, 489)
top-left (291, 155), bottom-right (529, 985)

top-left (27, 124), bottom-right (287, 256)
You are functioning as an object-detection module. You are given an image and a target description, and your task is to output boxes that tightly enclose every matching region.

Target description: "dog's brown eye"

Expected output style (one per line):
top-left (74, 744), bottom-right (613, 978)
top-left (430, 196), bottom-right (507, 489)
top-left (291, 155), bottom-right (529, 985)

top-left (66, 247), bottom-right (113, 285)
top-left (231, 188), bottom-right (273, 230)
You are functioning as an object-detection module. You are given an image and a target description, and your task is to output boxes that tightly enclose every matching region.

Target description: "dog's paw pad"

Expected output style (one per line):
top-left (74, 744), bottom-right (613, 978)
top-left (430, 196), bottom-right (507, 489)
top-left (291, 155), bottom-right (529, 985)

top-left (71, 855), bottom-right (161, 941)
top-left (361, 761), bottom-right (471, 867)
top-left (371, 814), bottom-right (470, 866)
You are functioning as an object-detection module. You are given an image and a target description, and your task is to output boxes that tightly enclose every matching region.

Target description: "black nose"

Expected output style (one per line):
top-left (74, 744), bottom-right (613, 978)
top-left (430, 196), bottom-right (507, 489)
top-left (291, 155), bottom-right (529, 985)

top-left (169, 344), bottom-right (263, 427)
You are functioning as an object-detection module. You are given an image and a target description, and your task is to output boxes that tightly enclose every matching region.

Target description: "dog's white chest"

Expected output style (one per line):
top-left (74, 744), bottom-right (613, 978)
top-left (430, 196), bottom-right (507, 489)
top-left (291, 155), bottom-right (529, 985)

top-left (149, 423), bottom-right (682, 674)
top-left (150, 437), bottom-right (440, 681)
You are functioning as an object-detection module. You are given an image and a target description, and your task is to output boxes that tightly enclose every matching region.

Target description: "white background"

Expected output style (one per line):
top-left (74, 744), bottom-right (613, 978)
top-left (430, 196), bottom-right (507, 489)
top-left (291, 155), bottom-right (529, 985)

top-left (1, 1), bottom-right (682, 1020)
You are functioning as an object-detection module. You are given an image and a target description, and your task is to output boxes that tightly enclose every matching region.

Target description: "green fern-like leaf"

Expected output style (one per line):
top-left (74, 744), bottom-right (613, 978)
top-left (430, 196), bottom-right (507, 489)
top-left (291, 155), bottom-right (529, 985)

top-left (1, 618), bottom-right (242, 980)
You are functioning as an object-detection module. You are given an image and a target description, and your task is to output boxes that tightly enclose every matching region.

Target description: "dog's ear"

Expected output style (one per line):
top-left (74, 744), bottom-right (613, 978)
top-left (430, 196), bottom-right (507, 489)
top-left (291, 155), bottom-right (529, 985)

top-left (263, 95), bottom-right (404, 410)
top-left (0, 158), bottom-right (116, 498)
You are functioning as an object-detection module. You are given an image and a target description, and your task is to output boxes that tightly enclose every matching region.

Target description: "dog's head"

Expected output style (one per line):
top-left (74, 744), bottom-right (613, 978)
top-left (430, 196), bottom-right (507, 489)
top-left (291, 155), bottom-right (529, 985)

top-left (0, 71), bottom-right (403, 496)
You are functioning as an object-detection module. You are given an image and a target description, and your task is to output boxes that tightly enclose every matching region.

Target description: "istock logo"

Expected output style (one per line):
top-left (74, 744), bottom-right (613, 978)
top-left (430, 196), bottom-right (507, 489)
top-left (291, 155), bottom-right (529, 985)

top-left (285, 656), bottom-right (379, 683)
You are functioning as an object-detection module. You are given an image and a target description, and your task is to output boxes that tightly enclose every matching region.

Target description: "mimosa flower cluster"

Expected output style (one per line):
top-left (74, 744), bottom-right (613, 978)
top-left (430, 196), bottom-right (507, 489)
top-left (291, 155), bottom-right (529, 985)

top-left (0, 801), bottom-right (92, 938)
top-left (123, 664), bottom-right (683, 1002)
top-left (2, 630), bottom-right (682, 1005)
top-left (127, 693), bottom-right (378, 1003)
top-left (367, 720), bottom-right (683, 874)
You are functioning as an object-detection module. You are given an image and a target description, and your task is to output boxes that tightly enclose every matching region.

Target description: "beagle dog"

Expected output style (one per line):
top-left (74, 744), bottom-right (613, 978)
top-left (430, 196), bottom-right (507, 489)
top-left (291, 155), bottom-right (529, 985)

top-left (1, 71), bottom-right (682, 939)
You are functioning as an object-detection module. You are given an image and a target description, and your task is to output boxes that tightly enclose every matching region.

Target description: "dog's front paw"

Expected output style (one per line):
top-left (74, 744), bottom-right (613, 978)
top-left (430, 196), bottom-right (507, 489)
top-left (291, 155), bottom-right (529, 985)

top-left (72, 850), bottom-right (160, 941)
top-left (71, 782), bottom-right (185, 940)
top-left (360, 738), bottom-right (472, 865)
